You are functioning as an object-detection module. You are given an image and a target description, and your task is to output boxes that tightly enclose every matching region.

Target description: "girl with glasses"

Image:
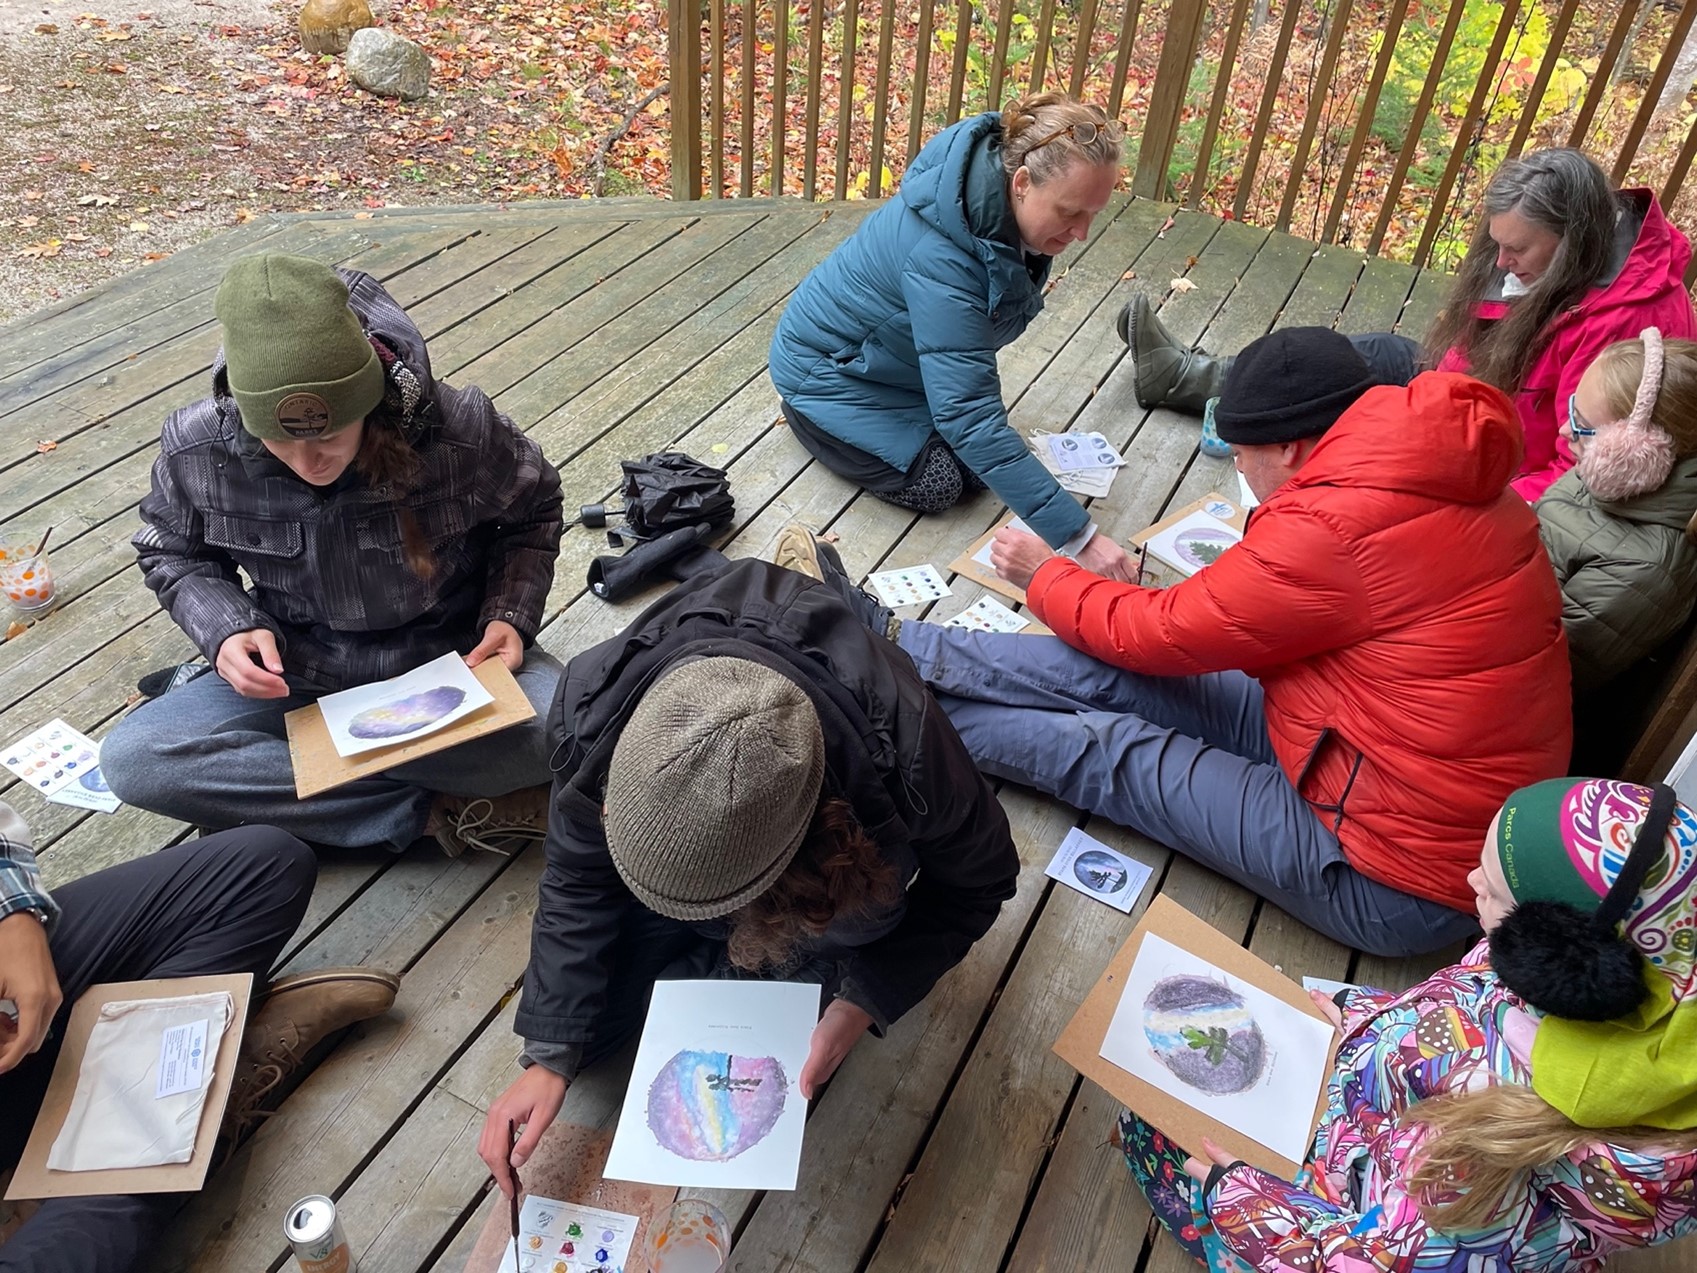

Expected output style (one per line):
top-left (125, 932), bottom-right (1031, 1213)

top-left (769, 92), bottom-right (1135, 582)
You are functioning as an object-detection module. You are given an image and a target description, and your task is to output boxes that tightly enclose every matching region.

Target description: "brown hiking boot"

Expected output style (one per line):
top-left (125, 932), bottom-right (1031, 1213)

top-left (220, 967), bottom-right (399, 1148)
top-left (426, 783), bottom-right (552, 858)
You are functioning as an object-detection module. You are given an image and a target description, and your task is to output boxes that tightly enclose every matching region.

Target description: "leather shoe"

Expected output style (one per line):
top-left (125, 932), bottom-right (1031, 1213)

top-left (221, 967), bottom-right (399, 1145)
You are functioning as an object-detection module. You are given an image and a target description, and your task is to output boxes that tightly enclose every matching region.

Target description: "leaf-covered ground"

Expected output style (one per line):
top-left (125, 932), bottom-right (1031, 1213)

top-left (0, 0), bottom-right (674, 323)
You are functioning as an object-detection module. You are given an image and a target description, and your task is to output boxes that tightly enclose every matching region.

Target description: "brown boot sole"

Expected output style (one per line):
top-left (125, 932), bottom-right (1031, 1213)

top-left (260, 967), bottom-right (401, 1000)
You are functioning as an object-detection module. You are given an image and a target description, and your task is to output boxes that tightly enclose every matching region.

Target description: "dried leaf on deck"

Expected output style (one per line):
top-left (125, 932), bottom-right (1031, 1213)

top-left (1121, 269), bottom-right (1136, 280)
top-left (1169, 277), bottom-right (1198, 293)
top-left (36, 439), bottom-right (58, 452)
top-left (1157, 214), bottom-right (1176, 238)
top-left (5, 621), bottom-right (27, 640)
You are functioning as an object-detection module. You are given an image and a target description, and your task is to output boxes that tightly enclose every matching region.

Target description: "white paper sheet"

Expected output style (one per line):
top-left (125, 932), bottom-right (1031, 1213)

top-left (605, 979), bottom-right (818, 1191)
top-left (1142, 509), bottom-right (1243, 578)
top-left (314, 650), bottom-right (495, 758)
top-left (498, 1196), bottom-right (639, 1273)
top-left (1, 719), bottom-right (121, 813)
top-left (865, 564), bottom-right (950, 608)
top-left (971, 517), bottom-right (1034, 569)
top-left (944, 596), bottom-right (1031, 634)
top-left (1301, 976), bottom-right (1362, 1000)
top-left (1043, 431), bottom-right (1126, 472)
top-left (1044, 828), bottom-right (1153, 914)
top-left (1100, 932), bottom-right (1333, 1163)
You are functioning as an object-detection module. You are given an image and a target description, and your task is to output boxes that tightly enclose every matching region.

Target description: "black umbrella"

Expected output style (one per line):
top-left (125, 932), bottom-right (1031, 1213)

top-left (578, 451), bottom-right (734, 543)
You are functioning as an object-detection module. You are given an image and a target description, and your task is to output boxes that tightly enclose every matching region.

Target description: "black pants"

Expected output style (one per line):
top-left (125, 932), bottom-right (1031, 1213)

top-left (779, 401), bottom-right (984, 515)
top-left (1348, 331), bottom-right (1423, 386)
top-left (0, 827), bottom-right (315, 1273)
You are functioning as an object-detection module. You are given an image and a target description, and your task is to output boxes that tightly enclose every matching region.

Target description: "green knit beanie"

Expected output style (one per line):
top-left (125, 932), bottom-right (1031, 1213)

top-left (214, 253), bottom-right (385, 442)
top-left (1494, 778), bottom-right (1605, 912)
top-left (604, 657), bottom-right (826, 921)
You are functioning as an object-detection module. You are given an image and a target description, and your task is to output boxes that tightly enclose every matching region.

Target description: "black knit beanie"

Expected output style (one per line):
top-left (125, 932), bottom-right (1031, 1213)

top-left (1212, 327), bottom-right (1377, 445)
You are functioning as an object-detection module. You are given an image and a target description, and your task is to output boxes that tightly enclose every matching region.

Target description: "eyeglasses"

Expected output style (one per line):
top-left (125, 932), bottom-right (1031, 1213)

top-left (1566, 393), bottom-right (1598, 438)
top-left (1026, 119), bottom-right (1126, 151)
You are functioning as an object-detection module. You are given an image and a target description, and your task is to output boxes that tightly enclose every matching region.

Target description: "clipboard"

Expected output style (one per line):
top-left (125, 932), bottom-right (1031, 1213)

top-left (7, 973), bottom-right (253, 1199)
top-left (285, 657), bottom-right (536, 799)
top-left (1052, 896), bottom-right (1339, 1178)
top-left (948, 512), bottom-right (1031, 606)
top-left (1131, 492), bottom-right (1249, 589)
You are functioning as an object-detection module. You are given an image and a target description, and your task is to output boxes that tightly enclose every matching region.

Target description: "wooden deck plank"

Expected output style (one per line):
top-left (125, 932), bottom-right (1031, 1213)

top-left (1275, 242), bottom-right (1368, 331)
top-left (1399, 265), bottom-right (1450, 342)
top-left (1336, 255), bottom-right (1417, 335)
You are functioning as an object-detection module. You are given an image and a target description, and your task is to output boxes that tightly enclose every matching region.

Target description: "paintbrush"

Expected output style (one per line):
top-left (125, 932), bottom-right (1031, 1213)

top-left (33, 526), bottom-right (52, 557)
top-left (1135, 539), bottom-right (1149, 583)
top-left (507, 1118), bottom-right (522, 1252)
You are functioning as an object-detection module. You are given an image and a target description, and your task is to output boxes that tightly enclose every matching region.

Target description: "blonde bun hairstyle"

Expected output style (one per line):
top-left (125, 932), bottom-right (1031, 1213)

top-left (999, 91), bottom-right (1123, 185)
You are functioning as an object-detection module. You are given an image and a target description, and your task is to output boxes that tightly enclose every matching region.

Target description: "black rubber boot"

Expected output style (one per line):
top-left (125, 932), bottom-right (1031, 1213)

top-left (1117, 293), bottom-right (1234, 415)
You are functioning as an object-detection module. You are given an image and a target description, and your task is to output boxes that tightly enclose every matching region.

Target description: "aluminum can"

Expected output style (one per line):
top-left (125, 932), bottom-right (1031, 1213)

top-left (284, 1194), bottom-right (355, 1273)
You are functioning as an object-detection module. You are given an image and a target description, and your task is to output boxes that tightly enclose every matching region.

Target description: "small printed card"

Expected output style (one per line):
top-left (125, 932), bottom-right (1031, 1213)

top-left (155, 1019), bottom-right (210, 1100)
top-left (498, 1196), bottom-right (639, 1273)
top-left (1, 719), bottom-right (120, 814)
top-left (1044, 828), bottom-right (1154, 914)
top-left (945, 596), bottom-right (1031, 634)
top-left (866, 564), bottom-right (951, 608)
top-left (1043, 431), bottom-right (1126, 472)
top-left (1301, 976), bottom-right (1362, 1000)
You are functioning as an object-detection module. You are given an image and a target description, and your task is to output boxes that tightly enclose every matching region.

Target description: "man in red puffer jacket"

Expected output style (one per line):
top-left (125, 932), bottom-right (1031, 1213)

top-left (894, 327), bottom-right (1572, 955)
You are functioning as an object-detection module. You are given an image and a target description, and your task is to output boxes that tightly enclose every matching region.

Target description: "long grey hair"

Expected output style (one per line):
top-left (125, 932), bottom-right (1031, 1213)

top-left (1423, 148), bottom-right (1618, 391)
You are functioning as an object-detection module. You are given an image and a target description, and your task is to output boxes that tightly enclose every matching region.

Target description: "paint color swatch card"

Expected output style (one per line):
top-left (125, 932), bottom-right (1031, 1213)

top-left (1100, 931), bottom-right (1335, 1163)
top-left (1044, 828), bottom-right (1152, 914)
top-left (606, 979), bottom-right (817, 1191)
top-left (945, 596), bottom-right (1031, 634)
top-left (2, 719), bottom-right (120, 813)
top-left (498, 1196), bottom-right (638, 1273)
top-left (866, 563), bottom-right (951, 609)
top-left (1143, 509), bottom-right (1243, 578)
top-left (315, 650), bottom-right (495, 758)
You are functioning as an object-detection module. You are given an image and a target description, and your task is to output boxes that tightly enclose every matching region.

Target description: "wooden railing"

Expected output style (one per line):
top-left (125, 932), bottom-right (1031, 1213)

top-left (664, 0), bottom-right (1697, 270)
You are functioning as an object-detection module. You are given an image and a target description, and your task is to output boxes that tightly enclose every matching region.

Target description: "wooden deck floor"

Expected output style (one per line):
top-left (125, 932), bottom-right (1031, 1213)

top-left (0, 195), bottom-right (1677, 1272)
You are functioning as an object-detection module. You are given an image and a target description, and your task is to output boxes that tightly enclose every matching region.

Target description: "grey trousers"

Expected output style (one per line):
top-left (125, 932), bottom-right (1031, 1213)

top-left (101, 651), bottom-right (564, 849)
top-left (897, 623), bottom-right (1477, 957)
top-left (0, 826), bottom-right (316, 1273)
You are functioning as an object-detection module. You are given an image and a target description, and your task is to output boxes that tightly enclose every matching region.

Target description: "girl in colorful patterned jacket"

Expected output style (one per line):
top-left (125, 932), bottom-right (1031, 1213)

top-left (1121, 778), bottom-right (1697, 1272)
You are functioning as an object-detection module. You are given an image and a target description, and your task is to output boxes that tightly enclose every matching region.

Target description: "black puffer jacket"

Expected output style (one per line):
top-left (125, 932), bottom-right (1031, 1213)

top-left (515, 559), bottom-right (1018, 1065)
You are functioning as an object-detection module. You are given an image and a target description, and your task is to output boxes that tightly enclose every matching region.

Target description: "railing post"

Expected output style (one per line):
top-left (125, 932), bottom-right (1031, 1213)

top-left (1132, 0), bottom-right (1208, 201)
top-left (668, 0), bottom-right (704, 200)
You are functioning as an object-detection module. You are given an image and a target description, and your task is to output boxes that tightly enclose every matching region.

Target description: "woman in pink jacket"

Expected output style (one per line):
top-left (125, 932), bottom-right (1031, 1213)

top-left (1125, 148), bottom-right (1695, 501)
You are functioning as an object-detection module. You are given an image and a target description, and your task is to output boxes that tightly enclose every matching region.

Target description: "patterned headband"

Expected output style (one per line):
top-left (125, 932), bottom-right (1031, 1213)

top-left (1627, 326), bottom-right (1665, 430)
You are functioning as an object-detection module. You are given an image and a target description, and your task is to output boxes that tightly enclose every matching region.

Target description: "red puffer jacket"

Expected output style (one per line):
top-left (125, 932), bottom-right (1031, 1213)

top-left (1437, 189), bottom-right (1695, 503)
top-left (1027, 373), bottom-right (1572, 910)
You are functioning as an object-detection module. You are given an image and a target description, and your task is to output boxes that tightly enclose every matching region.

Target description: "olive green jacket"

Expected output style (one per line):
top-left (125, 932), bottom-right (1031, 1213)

top-left (1537, 456), bottom-right (1697, 693)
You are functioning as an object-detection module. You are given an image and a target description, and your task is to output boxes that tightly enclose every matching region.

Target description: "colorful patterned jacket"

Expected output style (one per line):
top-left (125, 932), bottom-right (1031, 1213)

top-left (1204, 941), bottom-right (1697, 1272)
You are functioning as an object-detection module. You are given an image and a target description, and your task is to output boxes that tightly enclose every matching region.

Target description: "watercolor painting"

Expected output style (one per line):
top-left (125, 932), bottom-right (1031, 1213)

top-left (606, 980), bottom-right (817, 1190)
top-left (1100, 932), bottom-right (1333, 1161)
top-left (346, 685), bottom-right (467, 740)
top-left (315, 650), bottom-right (493, 758)
top-left (1143, 510), bottom-right (1243, 579)
top-left (1073, 849), bottom-right (1132, 896)
top-left (645, 1049), bottom-right (789, 1162)
top-left (1141, 975), bottom-right (1269, 1094)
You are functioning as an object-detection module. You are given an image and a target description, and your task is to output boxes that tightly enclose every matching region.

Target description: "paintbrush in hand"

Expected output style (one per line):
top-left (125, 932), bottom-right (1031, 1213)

top-left (507, 1118), bottom-right (522, 1252)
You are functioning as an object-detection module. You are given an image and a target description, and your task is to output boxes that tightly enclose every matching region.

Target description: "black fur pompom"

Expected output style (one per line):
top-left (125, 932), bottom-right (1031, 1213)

top-left (1488, 901), bottom-right (1649, 1022)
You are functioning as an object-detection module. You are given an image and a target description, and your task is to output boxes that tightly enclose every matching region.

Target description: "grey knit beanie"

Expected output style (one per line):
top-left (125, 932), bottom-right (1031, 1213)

top-left (604, 657), bottom-right (826, 921)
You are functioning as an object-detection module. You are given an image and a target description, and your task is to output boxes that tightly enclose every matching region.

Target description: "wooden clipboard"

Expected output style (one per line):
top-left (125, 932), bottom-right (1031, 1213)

top-left (1131, 492), bottom-right (1249, 589)
top-left (1052, 896), bottom-right (1338, 1178)
top-left (7, 973), bottom-right (253, 1199)
top-left (285, 657), bottom-right (536, 799)
top-left (948, 512), bottom-right (1031, 606)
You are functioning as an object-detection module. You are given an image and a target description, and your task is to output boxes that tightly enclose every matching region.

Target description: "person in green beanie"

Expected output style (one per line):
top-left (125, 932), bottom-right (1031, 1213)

top-left (1112, 775), bottom-right (1697, 1272)
top-left (103, 252), bottom-right (565, 856)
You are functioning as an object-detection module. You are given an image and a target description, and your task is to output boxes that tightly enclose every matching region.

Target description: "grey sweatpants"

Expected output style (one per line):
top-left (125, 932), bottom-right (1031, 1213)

top-left (897, 623), bottom-right (1476, 957)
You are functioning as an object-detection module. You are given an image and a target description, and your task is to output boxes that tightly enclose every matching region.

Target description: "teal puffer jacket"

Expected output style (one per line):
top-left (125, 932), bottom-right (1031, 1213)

top-left (1537, 456), bottom-right (1697, 692)
top-left (767, 113), bottom-right (1089, 547)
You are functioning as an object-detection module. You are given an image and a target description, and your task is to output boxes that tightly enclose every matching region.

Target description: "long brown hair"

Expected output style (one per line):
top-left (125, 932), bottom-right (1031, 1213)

top-left (1404, 1084), bottom-right (1697, 1230)
top-left (1423, 148), bottom-right (1618, 393)
top-left (352, 413), bottom-right (435, 580)
top-left (725, 796), bottom-right (903, 973)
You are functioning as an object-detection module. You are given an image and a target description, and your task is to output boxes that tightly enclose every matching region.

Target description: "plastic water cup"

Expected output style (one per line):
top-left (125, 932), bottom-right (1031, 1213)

top-left (0, 532), bottom-right (56, 618)
top-left (644, 1199), bottom-right (730, 1273)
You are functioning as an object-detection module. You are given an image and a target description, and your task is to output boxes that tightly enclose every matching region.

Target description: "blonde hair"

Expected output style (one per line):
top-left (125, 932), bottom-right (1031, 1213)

top-left (1590, 336), bottom-right (1697, 458)
top-left (1404, 1084), bottom-right (1697, 1230)
top-left (999, 91), bottom-right (1122, 185)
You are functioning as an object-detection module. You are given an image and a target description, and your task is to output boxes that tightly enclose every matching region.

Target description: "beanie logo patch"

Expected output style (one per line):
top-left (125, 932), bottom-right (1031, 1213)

top-left (275, 392), bottom-right (333, 438)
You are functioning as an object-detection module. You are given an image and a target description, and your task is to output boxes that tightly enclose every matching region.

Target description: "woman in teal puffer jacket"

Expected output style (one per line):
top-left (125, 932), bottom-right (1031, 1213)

top-left (769, 91), bottom-right (1134, 579)
top-left (1537, 328), bottom-right (1697, 695)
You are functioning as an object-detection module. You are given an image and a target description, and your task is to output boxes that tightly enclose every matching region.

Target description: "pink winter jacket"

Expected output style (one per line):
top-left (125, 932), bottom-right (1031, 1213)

top-left (1436, 189), bottom-right (1695, 502)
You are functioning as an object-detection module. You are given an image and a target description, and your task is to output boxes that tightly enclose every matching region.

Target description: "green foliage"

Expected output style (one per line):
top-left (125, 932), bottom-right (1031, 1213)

top-left (1180, 1024), bottom-right (1233, 1065)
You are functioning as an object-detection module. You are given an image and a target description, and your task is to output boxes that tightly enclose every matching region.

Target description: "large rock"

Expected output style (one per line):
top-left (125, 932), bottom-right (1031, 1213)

top-left (346, 28), bottom-right (431, 101)
top-left (298, 0), bottom-right (374, 56)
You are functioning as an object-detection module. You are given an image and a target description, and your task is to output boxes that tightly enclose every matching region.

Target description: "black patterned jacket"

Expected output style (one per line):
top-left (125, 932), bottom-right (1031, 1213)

top-left (133, 269), bottom-right (563, 691)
